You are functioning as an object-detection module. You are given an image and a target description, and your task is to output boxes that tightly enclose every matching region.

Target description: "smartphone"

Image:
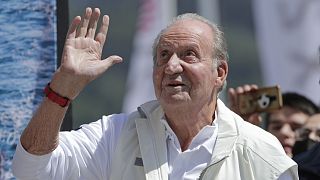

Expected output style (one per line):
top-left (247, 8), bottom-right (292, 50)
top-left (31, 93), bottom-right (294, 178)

top-left (238, 86), bottom-right (283, 115)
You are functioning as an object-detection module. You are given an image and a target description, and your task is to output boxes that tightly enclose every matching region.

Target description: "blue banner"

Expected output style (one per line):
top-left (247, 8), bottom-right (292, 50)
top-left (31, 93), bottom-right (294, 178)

top-left (0, 0), bottom-right (56, 179)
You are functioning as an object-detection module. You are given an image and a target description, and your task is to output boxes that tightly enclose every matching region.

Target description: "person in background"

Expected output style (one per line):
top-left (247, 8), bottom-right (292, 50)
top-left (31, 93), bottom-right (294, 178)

top-left (293, 114), bottom-right (320, 180)
top-left (228, 85), bottom-right (319, 158)
top-left (293, 113), bottom-right (320, 155)
top-left (297, 113), bottom-right (320, 143)
top-left (12, 8), bottom-right (298, 180)
top-left (266, 93), bottom-right (319, 157)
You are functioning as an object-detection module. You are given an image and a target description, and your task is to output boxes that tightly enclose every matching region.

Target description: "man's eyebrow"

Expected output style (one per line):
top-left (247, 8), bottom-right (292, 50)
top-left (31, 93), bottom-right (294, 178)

top-left (291, 121), bottom-right (304, 126)
top-left (158, 42), bottom-right (172, 49)
top-left (182, 42), bottom-right (200, 48)
top-left (159, 43), bottom-right (201, 50)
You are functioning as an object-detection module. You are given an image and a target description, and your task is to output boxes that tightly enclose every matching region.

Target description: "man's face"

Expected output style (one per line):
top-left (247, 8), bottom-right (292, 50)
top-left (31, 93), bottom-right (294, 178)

top-left (153, 19), bottom-right (222, 109)
top-left (267, 106), bottom-right (309, 157)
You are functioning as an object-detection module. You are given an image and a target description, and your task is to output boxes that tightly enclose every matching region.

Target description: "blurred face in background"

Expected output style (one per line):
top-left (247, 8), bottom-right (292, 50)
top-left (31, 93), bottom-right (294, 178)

top-left (267, 106), bottom-right (310, 157)
top-left (291, 114), bottom-right (320, 156)
top-left (297, 114), bottom-right (320, 142)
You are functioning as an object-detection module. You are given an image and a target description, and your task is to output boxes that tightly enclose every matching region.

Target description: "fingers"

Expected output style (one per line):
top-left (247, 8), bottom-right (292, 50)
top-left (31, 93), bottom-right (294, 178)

top-left (236, 84), bottom-right (258, 94)
top-left (68, 7), bottom-right (109, 44)
top-left (251, 84), bottom-right (258, 90)
top-left (86, 8), bottom-right (101, 38)
top-left (95, 15), bottom-right (110, 46)
top-left (66, 16), bottom-right (81, 39)
top-left (228, 84), bottom-right (259, 113)
top-left (228, 88), bottom-right (238, 111)
top-left (243, 84), bottom-right (251, 92)
top-left (77, 7), bottom-right (93, 37)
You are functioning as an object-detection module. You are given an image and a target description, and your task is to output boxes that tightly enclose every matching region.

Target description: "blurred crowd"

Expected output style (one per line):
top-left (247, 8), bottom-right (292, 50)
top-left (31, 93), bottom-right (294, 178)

top-left (228, 85), bottom-right (320, 180)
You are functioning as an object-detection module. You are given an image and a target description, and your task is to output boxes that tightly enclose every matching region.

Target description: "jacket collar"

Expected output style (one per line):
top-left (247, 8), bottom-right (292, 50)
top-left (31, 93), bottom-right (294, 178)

top-left (137, 99), bottom-right (240, 166)
top-left (138, 100), bottom-right (163, 119)
top-left (135, 100), bottom-right (168, 180)
top-left (210, 99), bottom-right (239, 164)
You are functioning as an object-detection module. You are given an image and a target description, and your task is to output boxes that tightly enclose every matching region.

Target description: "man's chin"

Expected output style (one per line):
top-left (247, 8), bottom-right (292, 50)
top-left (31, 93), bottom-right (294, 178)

top-left (160, 94), bottom-right (190, 105)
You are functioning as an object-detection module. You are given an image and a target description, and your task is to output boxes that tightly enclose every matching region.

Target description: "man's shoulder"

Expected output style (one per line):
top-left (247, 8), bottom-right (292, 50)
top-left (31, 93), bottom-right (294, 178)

top-left (239, 119), bottom-right (279, 142)
top-left (100, 113), bottom-right (130, 128)
top-left (216, 100), bottom-right (287, 158)
top-left (233, 117), bottom-right (297, 168)
top-left (217, 99), bottom-right (280, 146)
top-left (235, 117), bottom-right (283, 153)
top-left (230, 117), bottom-right (297, 177)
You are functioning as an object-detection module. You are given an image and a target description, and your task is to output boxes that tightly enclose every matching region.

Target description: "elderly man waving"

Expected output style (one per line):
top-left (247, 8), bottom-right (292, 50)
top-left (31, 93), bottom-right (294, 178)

top-left (13, 7), bottom-right (297, 180)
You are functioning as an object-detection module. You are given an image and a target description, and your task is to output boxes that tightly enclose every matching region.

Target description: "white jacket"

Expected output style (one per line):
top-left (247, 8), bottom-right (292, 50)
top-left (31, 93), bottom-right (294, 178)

top-left (109, 100), bottom-right (298, 180)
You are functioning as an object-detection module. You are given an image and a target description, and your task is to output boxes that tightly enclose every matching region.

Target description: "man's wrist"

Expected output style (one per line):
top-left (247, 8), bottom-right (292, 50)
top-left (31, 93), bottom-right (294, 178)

top-left (50, 71), bottom-right (81, 99)
top-left (44, 83), bottom-right (71, 107)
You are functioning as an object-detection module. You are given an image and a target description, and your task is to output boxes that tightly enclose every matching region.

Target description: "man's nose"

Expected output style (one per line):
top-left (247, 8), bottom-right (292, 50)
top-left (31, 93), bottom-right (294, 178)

top-left (280, 124), bottom-right (295, 138)
top-left (164, 54), bottom-right (183, 75)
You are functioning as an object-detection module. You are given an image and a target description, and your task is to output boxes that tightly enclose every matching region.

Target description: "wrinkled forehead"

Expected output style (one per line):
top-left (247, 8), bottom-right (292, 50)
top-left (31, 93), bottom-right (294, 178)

top-left (158, 19), bottom-right (214, 51)
top-left (162, 19), bottom-right (213, 39)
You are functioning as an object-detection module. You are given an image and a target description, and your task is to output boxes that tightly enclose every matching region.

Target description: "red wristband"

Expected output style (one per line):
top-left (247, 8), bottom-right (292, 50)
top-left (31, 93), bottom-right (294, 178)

top-left (44, 83), bottom-right (70, 107)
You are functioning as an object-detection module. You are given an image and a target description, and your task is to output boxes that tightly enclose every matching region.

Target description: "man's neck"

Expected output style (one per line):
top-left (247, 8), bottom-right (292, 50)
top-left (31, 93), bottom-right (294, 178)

top-left (163, 102), bottom-right (216, 151)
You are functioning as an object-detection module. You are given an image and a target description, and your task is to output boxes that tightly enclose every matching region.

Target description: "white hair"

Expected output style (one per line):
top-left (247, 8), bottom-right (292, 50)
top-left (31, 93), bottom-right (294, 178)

top-left (152, 13), bottom-right (229, 67)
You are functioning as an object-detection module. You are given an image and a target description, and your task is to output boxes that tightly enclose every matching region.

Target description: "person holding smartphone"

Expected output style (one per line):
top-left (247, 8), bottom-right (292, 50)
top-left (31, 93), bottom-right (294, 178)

top-left (228, 85), bottom-right (319, 158)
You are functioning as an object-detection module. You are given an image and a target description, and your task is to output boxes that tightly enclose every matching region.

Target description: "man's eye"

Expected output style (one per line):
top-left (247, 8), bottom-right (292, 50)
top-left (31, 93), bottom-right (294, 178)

top-left (160, 51), bottom-right (169, 58)
top-left (183, 50), bottom-right (199, 63)
top-left (271, 125), bottom-right (282, 131)
top-left (185, 50), bottom-right (196, 57)
top-left (156, 50), bottom-right (170, 66)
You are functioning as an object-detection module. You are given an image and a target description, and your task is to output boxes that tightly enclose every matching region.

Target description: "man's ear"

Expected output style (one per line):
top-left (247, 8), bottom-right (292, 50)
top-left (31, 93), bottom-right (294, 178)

top-left (215, 61), bottom-right (228, 87)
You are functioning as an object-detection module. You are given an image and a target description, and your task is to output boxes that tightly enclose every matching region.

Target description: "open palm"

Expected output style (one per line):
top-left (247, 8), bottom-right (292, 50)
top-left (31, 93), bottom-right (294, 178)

top-left (54, 8), bottom-right (122, 99)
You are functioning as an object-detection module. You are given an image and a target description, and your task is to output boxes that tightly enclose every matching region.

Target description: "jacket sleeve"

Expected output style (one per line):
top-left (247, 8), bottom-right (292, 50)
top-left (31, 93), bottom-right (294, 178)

top-left (12, 113), bottom-right (127, 180)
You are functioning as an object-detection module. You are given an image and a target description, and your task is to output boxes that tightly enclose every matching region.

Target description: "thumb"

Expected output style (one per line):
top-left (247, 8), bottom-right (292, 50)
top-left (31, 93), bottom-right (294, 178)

top-left (97, 55), bottom-right (123, 73)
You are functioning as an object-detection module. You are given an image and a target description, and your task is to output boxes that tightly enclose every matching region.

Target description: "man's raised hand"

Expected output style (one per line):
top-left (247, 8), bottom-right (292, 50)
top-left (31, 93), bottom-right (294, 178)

top-left (51, 7), bottom-right (122, 100)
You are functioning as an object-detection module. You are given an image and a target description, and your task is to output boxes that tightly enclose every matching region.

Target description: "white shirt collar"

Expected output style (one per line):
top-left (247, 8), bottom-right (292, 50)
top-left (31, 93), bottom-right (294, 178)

top-left (160, 114), bottom-right (218, 153)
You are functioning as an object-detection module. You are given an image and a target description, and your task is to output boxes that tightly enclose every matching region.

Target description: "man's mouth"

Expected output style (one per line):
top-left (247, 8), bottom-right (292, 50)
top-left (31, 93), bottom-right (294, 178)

top-left (283, 144), bottom-right (293, 154)
top-left (167, 82), bottom-right (185, 87)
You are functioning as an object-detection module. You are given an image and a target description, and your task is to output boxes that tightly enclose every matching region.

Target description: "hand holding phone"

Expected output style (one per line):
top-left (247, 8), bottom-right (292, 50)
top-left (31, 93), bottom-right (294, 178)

top-left (238, 86), bottom-right (283, 115)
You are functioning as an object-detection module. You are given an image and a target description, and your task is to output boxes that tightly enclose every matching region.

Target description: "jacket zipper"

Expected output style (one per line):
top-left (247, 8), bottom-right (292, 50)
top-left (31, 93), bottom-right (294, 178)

top-left (198, 157), bottom-right (227, 180)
